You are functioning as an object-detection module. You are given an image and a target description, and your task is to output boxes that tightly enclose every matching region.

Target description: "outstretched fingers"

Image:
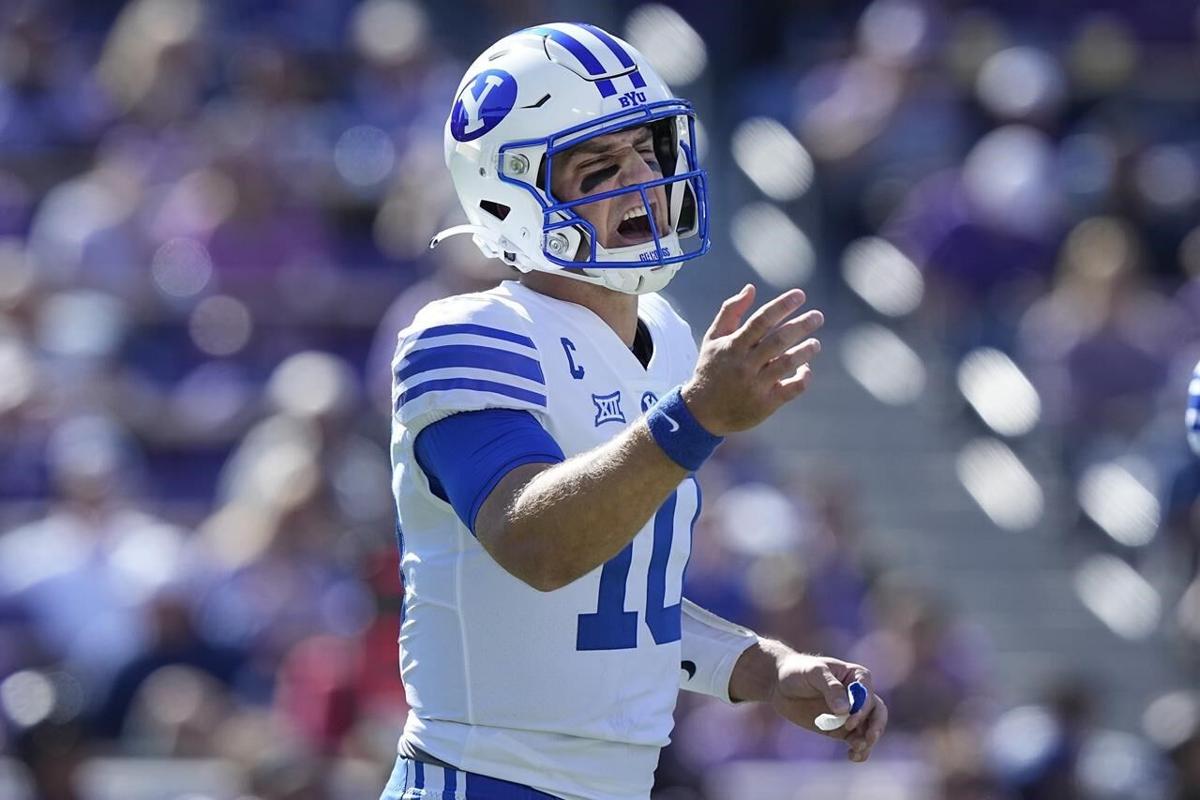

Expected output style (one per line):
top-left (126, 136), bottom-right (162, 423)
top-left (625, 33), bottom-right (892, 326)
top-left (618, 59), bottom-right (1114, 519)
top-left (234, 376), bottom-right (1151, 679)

top-left (688, 286), bottom-right (825, 434)
top-left (731, 288), bottom-right (806, 348)
top-left (754, 309), bottom-right (824, 365)
top-left (706, 284), bottom-right (756, 339)
top-left (774, 364), bottom-right (813, 401)
top-left (762, 338), bottom-right (822, 383)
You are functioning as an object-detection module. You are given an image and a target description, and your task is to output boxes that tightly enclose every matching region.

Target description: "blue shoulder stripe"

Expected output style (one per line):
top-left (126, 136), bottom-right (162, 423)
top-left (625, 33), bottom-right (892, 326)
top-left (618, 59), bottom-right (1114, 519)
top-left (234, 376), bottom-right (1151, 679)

top-left (396, 344), bottom-right (544, 385)
top-left (575, 23), bottom-right (647, 89)
top-left (416, 323), bottom-right (535, 348)
top-left (399, 378), bottom-right (547, 409)
top-left (527, 26), bottom-right (617, 98)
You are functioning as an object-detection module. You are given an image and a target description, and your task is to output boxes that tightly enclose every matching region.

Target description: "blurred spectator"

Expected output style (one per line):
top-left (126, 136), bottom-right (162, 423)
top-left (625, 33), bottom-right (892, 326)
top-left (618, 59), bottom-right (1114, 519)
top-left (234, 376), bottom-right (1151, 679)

top-left (987, 676), bottom-right (1171, 800)
top-left (0, 416), bottom-right (188, 690)
top-left (1166, 727), bottom-right (1200, 800)
top-left (94, 593), bottom-right (246, 741)
top-left (9, 715), bottom-right (88, 800)
top-left (1018, 217), bottom-right (1178, 474)
top-left (990, 678), bottom-right (1097, 800)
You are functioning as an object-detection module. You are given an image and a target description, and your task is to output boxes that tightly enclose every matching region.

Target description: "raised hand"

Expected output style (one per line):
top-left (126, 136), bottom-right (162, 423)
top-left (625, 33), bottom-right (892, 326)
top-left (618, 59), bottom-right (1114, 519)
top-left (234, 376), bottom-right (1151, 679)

top-left (681, 284), bottom-right (824, 435)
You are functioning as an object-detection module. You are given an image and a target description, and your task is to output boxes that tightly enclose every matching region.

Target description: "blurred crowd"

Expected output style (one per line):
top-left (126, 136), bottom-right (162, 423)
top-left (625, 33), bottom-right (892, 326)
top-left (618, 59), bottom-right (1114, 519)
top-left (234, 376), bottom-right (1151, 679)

top-left (0, 0), bottom-right (1199, 799)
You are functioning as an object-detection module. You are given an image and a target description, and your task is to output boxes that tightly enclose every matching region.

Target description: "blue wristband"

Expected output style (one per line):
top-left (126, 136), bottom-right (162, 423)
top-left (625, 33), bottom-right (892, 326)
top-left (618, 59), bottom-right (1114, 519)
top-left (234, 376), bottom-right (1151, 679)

top-left (646, 386), bottom-right (723, 472)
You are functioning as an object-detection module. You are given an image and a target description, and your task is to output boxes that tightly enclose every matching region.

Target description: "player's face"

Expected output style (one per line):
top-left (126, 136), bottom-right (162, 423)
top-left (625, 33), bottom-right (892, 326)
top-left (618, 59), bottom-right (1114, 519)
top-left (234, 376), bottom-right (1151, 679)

top-left (550, 125), bottom-right (669, 253)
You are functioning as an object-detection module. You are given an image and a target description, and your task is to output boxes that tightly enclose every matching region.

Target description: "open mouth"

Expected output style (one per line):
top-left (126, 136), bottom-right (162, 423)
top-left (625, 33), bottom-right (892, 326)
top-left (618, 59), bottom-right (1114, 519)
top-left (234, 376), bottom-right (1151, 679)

top-left (615, 202), bottom-right (659, 245)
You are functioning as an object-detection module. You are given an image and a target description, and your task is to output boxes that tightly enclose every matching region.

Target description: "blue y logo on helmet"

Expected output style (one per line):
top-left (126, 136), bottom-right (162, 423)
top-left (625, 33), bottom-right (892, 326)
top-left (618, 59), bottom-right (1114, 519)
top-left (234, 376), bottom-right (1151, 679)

top-left (451, 69), bottom-right (518, 142)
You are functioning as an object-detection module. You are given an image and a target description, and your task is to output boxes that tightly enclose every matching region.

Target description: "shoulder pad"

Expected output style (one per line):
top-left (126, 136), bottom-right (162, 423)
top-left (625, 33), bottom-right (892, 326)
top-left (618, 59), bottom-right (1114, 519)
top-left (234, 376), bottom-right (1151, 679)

top-left (392, 293), bottom-right (546, 431)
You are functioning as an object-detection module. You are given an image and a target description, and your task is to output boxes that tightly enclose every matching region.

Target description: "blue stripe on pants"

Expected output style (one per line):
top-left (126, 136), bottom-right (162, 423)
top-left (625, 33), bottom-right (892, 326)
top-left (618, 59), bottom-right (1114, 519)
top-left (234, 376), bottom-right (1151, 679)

top-left (464, 770), bottom-right (561, 798)
top-left (378, 755), bottom-right (562, 799)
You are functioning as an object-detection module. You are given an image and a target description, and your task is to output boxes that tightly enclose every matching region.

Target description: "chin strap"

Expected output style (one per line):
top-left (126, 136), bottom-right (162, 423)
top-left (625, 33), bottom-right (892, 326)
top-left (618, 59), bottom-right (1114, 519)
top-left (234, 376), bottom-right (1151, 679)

top-left (428, 224), bottom-right (495, 250)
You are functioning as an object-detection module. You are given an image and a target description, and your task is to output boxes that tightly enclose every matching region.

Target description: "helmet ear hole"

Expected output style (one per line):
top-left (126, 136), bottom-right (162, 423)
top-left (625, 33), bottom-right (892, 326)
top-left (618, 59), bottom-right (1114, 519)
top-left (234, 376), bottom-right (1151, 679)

top-left (479, 200), bottom-right (511, 221)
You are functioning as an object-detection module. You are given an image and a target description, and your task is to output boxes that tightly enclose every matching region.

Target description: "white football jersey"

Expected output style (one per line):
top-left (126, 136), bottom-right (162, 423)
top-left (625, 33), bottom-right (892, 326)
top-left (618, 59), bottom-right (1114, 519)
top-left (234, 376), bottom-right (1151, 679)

top-left (390, 280), bottom-right (702, 799)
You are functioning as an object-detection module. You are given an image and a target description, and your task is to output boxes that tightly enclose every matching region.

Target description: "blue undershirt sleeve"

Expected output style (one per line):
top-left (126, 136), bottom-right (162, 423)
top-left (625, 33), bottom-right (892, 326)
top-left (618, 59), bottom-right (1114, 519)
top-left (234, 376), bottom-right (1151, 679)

top-left (413, 409), bottom-right (566, 534)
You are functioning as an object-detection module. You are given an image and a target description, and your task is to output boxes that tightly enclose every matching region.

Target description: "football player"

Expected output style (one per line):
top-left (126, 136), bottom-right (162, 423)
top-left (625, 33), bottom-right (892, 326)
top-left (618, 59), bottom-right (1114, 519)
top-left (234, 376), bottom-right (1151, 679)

top-left (382, 22), bottom-right (888, 800)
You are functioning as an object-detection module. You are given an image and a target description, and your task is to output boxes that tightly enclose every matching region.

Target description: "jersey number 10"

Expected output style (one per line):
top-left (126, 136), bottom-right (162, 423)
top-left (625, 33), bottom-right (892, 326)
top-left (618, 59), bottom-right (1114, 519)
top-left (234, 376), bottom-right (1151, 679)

top-left (576, 479), bottom-right (699, 650)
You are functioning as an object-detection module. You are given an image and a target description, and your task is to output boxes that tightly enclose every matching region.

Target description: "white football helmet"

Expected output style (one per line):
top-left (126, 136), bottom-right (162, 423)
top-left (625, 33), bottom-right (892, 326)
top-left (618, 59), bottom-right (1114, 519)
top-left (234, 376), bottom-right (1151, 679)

top-left (432, 22), bottom-right (710, 295)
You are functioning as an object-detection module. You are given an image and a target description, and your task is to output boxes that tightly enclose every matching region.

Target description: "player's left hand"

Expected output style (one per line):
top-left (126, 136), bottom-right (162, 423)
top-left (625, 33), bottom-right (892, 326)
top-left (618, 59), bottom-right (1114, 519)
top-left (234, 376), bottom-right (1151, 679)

top-left (767, 653), bottom-right (888, 763)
